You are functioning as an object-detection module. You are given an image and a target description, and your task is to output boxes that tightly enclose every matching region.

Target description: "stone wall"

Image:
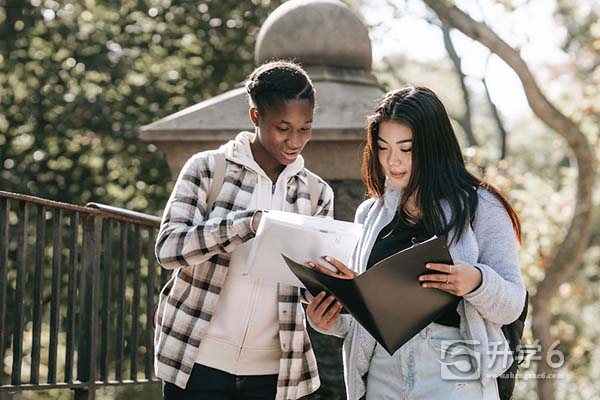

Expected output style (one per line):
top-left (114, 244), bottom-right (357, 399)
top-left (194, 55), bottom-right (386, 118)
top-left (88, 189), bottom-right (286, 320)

top-left (329, 179), bottom-right (367, 222)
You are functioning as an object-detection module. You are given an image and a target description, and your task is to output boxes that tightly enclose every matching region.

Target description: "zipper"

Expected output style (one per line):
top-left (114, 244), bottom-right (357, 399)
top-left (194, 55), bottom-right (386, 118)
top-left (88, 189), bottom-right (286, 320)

top-left (238, 178), bottom-right (275, 361)
top-left (237, 280), bottom-right (260, 361)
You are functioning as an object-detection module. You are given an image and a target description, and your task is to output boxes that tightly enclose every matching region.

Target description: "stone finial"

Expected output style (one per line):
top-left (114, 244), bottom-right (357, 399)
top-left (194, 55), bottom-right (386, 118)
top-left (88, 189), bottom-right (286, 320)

top-left (255, 0), bottom-right (372, 70)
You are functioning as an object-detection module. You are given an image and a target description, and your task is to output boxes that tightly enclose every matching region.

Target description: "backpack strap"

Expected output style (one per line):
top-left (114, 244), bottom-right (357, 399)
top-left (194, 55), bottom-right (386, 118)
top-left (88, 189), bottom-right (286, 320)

top-left (206, 151), bottom-right (226, 211)
top-left (306, 171), bottom-right (321, 215)
top-left (154, 150), bottom-right (226, 328)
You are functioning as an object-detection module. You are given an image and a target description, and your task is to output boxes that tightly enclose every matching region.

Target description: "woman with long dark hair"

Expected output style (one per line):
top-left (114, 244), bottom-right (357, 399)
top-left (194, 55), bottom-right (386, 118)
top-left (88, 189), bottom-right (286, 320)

top-left (307, 86), bottom-right (526, 399)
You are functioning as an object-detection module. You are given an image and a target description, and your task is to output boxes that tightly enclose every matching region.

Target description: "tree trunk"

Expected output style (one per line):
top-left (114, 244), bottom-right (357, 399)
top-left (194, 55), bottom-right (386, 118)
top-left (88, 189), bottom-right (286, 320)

top-left (421, 1), bottom-right (597, 399)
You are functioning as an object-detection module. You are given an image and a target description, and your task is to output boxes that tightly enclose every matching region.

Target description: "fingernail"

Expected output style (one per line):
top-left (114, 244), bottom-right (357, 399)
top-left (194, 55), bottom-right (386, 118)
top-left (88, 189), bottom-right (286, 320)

top-left (418, 276), bottom-right (424, 281)
top-left (307, 262), bottom-right (314, 267)
top-left (422, 283), bottom-right (428, 288)
top-left (426, 263), bottom-right (432, 269)
top-left (324, 256), bottom-right (331, 262)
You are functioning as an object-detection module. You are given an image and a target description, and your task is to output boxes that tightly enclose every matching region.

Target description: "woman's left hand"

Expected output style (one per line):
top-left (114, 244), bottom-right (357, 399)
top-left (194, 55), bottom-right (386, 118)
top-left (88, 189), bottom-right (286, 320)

top-left (419, 261), bottom-right (482, 296)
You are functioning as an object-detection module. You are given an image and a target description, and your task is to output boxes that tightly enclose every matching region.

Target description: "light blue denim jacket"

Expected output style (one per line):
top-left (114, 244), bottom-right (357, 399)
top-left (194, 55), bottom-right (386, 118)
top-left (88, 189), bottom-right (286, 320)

top-left (311, 185), bottom-right (526, 400)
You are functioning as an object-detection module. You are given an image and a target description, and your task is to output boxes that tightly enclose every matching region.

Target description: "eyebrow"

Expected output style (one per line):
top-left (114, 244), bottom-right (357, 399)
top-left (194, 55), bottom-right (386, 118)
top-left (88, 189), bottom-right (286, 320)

top-left (377, 137), bottom-right (413, 144)
top-left (279, 119), bottom-right (313, 124)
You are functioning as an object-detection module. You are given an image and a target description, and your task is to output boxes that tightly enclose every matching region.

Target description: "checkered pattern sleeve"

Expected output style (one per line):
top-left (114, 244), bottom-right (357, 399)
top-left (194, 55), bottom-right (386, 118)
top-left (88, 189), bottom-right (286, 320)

top-left (155, 152), bottom-right (255, 269)
top-left (313, 175), bottom-right (334, 218)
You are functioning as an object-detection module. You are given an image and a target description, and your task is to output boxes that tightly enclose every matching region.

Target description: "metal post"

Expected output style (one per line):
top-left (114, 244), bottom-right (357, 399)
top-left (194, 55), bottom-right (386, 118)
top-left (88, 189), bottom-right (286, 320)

top-left (75, 214), bottom-right (101, 400)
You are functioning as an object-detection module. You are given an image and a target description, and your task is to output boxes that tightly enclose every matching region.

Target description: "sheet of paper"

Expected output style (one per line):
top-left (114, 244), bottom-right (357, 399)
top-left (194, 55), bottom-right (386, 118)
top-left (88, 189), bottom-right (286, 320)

top-left (245, 210), bottom-right (362, 287)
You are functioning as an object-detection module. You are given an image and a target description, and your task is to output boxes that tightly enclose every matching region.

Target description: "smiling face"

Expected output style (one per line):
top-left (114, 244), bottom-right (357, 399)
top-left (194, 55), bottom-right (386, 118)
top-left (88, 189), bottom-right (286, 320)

top-left (250, 99), bottom-right (313, 175)
top-left (377, 121), bottom-right (413, 190)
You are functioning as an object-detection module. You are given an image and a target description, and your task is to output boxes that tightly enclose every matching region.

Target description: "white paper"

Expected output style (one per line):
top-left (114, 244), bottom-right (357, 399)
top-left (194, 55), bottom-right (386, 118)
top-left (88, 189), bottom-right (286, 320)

top-left (245, 210), bottom-right (363, 287)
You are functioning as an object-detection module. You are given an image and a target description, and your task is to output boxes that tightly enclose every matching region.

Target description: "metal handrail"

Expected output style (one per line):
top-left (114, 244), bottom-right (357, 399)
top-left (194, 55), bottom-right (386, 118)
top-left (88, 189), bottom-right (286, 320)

top-left (0, 191), bottom-right (165, 399)
top-left (85, 203), bottom-right (161, 228)
top-left (0, 190), bottom-right (161, 227)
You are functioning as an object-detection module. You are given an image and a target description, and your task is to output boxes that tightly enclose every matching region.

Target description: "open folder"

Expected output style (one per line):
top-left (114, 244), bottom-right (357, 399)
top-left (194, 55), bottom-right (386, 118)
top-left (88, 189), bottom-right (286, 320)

top-left (282, 235), bottom-right (460, 354)
top-left (245, 210), bottom-right (362, 287)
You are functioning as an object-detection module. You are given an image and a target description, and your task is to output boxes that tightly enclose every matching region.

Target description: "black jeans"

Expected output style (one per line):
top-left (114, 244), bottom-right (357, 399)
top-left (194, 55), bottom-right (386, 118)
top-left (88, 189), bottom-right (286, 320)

top-left (163, 364), bottom-right (278, 400)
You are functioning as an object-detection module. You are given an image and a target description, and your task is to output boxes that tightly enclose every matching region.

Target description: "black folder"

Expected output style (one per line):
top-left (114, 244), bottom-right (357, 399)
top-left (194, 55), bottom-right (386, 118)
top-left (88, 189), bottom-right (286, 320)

top-left (283, 235), bottom-right (460, 354)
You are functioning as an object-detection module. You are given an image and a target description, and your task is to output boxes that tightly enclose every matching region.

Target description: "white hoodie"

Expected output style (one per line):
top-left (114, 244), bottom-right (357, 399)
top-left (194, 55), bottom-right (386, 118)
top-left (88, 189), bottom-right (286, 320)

top-left (195, 132), bottom-right (307, 375)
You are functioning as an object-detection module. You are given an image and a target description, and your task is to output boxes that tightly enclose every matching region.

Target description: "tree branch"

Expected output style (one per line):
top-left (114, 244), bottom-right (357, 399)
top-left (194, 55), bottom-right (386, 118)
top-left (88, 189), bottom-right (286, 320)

top-left (481, 56), bottom-right (508, 159)
top-left (421, 2), bottom-right (597, 398)
top-left (421, 0), bottom-right (596, 308)
top-left (482, 78), bottom-right (507, 159)
top-left (441, 23), bottom-right (478, 147)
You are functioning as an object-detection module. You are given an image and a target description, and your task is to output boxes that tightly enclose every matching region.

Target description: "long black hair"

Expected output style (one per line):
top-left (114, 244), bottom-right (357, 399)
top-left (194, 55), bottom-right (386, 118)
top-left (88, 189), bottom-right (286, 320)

top-left (362, 86), bottom-right (521, 243)
top-left (245, 60), bottom-right (315, 114)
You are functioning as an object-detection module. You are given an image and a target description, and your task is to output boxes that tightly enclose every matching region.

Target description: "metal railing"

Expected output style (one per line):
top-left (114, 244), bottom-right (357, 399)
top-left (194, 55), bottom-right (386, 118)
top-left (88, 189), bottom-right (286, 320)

top-left (0, 190), bottom-right (168, 399)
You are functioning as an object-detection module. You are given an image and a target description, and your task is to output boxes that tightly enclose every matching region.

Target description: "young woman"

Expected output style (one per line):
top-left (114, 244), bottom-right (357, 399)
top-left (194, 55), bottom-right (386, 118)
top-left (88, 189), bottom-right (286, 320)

top-left (307, 86), bottom-right (526, 399)
top-left (154, 60), bottom-right (334, 400)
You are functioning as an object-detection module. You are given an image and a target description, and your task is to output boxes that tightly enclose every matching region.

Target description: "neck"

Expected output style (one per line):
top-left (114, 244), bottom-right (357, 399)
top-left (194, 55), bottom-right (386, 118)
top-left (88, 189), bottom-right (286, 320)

top-left (403, 194), bottom-right (422, 219)
top-left (250, 140), bottom-right (284, 183)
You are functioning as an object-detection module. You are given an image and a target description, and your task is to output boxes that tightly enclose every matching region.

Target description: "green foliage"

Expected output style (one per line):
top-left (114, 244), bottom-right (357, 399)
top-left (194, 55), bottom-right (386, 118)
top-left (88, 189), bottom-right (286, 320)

top-left (0, 0), bottom-right (283, 214)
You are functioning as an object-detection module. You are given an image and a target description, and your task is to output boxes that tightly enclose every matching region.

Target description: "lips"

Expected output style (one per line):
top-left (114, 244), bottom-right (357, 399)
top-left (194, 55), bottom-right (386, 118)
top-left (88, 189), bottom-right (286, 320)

top-left (390, 171), bottom-right (406, 179)
top-left (283, 149), bottom-right (300, 159)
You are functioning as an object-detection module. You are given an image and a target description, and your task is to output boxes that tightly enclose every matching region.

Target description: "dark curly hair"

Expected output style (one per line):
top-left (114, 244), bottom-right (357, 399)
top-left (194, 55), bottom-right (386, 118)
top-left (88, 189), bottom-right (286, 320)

top-left (245, 60), bottom-right (315, 114)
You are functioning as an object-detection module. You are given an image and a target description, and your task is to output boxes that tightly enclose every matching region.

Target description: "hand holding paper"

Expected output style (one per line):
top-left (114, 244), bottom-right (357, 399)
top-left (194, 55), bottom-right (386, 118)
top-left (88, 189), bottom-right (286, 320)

top-left (307, 256), bottom-right (356, 280)
top-left (245, 210), bottom-right (362, 287)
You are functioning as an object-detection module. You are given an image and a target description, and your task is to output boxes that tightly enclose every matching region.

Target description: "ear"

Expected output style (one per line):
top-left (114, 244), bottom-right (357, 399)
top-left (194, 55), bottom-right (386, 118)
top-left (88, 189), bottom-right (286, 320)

top-left (249, 107), bottom-right (259, 127)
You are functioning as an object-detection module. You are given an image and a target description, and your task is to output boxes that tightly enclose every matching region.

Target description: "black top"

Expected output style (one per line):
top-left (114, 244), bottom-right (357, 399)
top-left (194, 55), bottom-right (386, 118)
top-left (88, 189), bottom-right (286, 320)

top-left (367, 211), bottom-right (461, 327)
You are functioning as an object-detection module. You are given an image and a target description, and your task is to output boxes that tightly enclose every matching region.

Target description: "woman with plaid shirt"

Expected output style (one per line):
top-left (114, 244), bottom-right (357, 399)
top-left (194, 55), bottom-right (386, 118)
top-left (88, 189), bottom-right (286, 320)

top-left (154, 60), bottom-right (334, 400)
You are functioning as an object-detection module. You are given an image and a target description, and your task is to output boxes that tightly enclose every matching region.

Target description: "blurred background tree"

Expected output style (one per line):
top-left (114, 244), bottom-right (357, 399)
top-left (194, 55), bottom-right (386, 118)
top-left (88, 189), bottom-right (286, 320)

top-left (0, 1), bottom-right (284, 399)
top-left (0, 0), bottom-right (284, 215)
top-left (355, 0), bottom-right (599, 399)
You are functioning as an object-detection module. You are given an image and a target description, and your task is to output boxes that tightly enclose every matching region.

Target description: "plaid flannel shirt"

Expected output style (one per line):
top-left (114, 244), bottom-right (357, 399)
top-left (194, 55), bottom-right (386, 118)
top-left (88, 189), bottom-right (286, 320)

top-left (154, 143), bottom-right (334, 399)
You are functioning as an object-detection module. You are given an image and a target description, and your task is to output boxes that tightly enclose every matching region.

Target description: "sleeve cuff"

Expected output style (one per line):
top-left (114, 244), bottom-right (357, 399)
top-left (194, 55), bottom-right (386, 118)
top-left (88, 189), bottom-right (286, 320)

top-left (231, 210), bottom-right (259, 238)
top-left (463, 263), bottom-right (489, 301)
top-left (309, 314), bottom-right (351, 338)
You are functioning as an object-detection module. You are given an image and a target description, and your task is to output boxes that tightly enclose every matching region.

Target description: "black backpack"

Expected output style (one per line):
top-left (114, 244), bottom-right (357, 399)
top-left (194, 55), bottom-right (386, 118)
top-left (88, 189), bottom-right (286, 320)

top-left (497, 291), bottom-right (529, 400)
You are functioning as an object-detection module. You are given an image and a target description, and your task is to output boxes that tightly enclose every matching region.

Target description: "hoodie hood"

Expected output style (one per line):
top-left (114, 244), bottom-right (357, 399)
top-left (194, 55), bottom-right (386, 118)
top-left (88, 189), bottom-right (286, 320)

top-left (219, 131), bottom-right (305, 181)
top-left (383, 177), bottom-right (403, 211)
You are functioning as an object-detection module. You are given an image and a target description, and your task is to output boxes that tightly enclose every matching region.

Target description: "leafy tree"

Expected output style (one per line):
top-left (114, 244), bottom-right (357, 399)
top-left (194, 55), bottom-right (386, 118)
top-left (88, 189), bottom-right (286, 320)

top-left (0, 0), bottom-right (283, 214)
top-left (0, 1), bottom-right (284, 398)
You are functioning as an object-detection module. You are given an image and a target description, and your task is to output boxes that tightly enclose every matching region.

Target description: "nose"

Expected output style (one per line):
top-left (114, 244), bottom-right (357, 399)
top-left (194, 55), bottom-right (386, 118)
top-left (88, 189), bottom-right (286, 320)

top-left (386, 148), bottom-right (403, 166)
top-left (289, 129), bottom-right (308, 148)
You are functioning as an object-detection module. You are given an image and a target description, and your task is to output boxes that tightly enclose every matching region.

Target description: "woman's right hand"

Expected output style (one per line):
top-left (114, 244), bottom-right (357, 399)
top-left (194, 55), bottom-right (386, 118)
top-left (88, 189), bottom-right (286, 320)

top-left (306, 257), bottom-right (355, 329)
top-left (306, 291), bottom-right (343, 330)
